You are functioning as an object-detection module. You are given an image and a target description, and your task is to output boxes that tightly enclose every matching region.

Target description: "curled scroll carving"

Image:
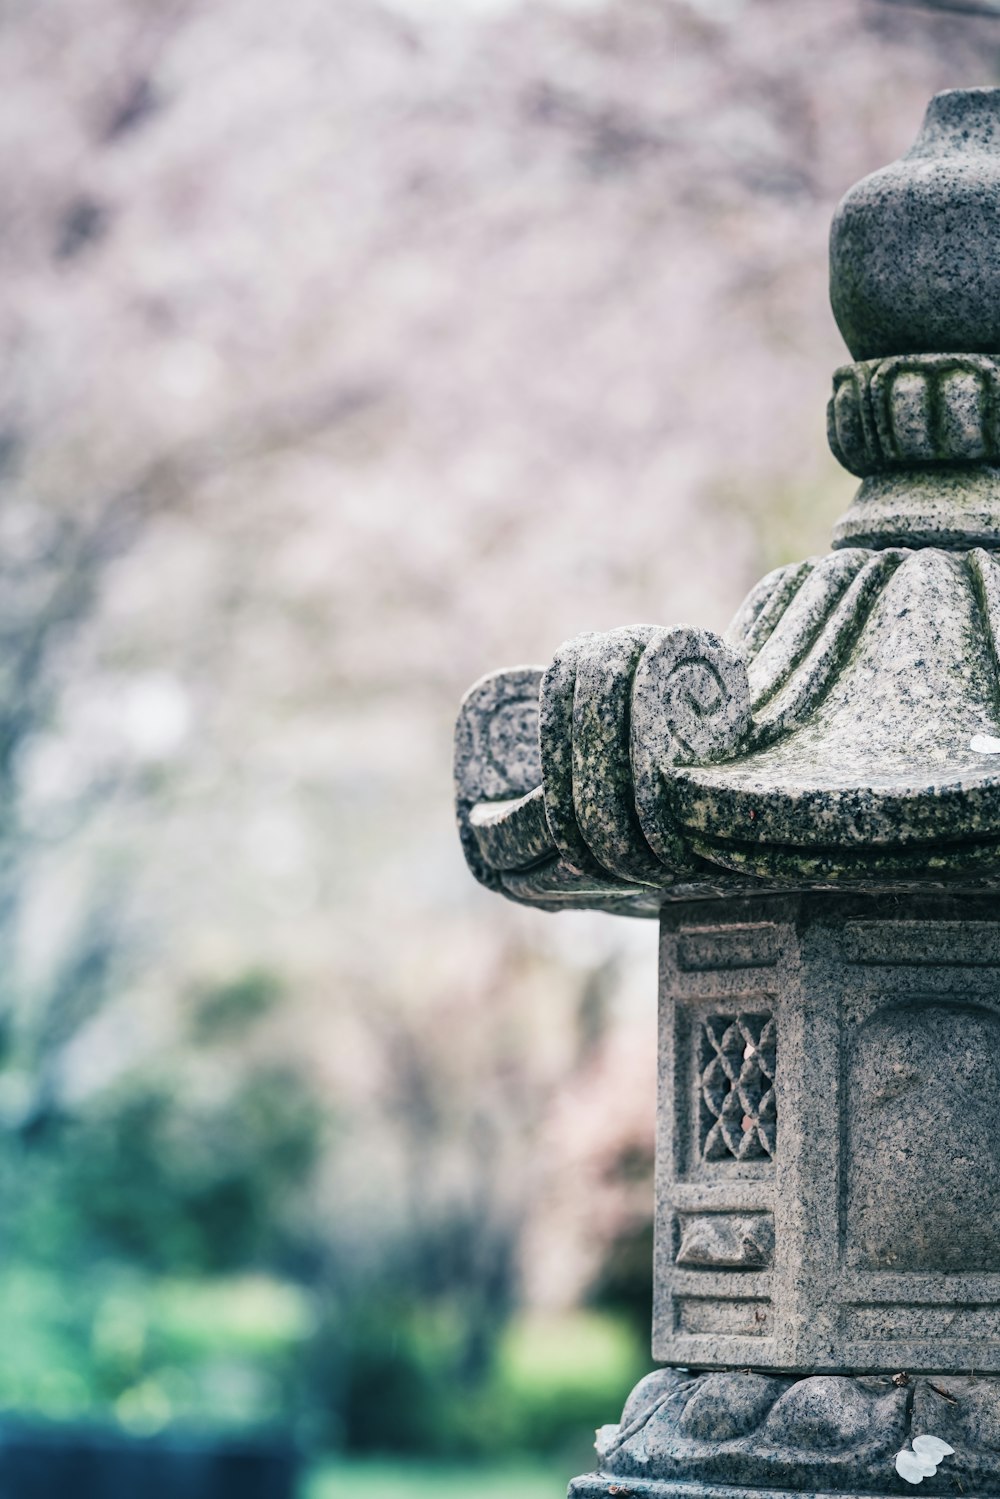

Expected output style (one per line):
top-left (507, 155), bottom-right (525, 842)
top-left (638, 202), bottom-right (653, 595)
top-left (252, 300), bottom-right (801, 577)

top-left (538, 625), bottom-right (669, 883)
top-left (632, 627), bottom-right (751, 768)
top-left (631, 627), bottom-right (751, 866)
top-left (454, 628), bottom-right (756, 896)
top-left (454, 667), bottom-right (543, 805)
top-left (565, 624), bottom-right (665, 883)
top-left (535, 624), bottom-right (753, 883)
top-left (454, 666), bottom-right (545, 891)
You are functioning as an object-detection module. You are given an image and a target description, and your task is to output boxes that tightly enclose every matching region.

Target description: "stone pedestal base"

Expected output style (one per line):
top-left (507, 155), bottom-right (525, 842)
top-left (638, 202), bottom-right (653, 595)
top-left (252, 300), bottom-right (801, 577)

top-left (567, 1367), bottom-right (1000, 1497)
top-left (569, 1482), bottom-right (916, 1498)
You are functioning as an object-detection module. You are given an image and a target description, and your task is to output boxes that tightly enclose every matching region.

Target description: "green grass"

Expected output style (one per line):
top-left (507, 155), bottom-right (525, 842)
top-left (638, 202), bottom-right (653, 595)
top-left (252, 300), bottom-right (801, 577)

top-left (497, 1309), bottom-right (641, 1404)
top-left (304, 1459), bottom-right (568, 1499)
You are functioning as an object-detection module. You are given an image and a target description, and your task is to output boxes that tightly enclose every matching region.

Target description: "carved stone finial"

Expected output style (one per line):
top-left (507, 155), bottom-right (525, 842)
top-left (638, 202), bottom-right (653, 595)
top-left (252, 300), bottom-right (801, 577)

top-left (831, 88), bottom-right (1000, 361)
top-left (828, 88), bottom-right (1000, 548)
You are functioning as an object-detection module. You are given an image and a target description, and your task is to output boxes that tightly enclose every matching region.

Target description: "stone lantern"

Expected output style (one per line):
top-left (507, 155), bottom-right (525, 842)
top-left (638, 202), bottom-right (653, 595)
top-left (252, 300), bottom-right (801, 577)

top-left (453, 87), bottom-right (1000, 1498)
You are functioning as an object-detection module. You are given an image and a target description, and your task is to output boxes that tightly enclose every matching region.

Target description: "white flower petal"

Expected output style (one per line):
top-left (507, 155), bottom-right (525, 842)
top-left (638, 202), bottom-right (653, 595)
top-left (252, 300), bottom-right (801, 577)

top-left (912, 1434), bottom-right (955, 1461)
top-left (595, 1424), bottom-right (619, 1457)
top-left (895, 1448), bottom-right (936, 1483)
top-left (971, 733), bottom-right (1000, 753)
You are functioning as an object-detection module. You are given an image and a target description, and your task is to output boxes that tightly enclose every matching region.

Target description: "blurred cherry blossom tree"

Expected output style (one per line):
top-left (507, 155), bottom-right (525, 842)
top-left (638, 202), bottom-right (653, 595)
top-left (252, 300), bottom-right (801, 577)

top-left (0, 0), bottom-right (998, 1383)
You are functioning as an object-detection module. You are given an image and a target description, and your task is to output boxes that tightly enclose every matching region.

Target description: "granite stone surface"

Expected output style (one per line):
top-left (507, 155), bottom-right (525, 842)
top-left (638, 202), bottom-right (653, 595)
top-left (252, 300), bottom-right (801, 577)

top-left (653, 894), bottom-right (1000, 1377)
top-left (830, 88), bottom-right (1000, 360)
top-left (454, 544), bottom-right (1000, 900)
top-left (570, 1367), bottom-right (1000, 1496)
top-left (828, 354), bottom-right (1000, 477)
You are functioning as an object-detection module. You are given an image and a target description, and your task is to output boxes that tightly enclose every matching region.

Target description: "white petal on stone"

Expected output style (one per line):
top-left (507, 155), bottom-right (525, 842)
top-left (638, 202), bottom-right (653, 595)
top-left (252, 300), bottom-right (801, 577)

top-left (895, 1448), bottom-right (937, 1483)
top-left (970, 733), bottom-right (1000, 753)
top-left (595, 1424), bottom-right (619, 1457)
top-left (912, 1434), bottom-right (955, 1461)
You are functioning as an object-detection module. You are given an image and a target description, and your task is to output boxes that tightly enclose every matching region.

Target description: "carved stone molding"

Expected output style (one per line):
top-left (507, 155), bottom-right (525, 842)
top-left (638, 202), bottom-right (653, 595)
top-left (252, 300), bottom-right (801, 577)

top-left (828, 353), bottom-right (1000, 477)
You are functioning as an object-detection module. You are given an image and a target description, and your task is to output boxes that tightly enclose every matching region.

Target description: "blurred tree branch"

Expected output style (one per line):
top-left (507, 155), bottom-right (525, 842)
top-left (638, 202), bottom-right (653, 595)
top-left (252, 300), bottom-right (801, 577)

top-left (0, 373), bottom-right (384, 1139)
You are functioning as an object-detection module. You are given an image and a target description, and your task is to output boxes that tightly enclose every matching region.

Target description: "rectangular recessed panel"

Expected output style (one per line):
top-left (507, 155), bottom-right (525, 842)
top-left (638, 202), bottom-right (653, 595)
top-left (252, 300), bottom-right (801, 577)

top-left (843, 922), bottom-right (1000, 967)
top-left (676, 925), bottom-right (780, 972)
top-left (676, 1296), bottom-right (771, 1337)
top-left (847, 1303), bottom-right (1000, 1342)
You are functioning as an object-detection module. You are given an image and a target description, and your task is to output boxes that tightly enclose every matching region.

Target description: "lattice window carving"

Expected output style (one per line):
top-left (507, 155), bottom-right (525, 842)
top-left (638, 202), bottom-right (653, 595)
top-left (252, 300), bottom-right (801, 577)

top-left (699, 1012), bottom-right (776, 1162)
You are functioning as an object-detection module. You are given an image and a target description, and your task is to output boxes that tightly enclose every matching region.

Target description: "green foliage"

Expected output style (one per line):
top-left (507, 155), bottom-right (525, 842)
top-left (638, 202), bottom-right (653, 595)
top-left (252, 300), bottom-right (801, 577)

top-left (0, 917), bottom-right (645, 1463)
top-left (495, 1311), bottom-right (645, 1454)
top-left (305, 1458), bottom-right (566, 1499)
top-left (0, 1266), bottom-right (314, 1435)
top-left (43, 1065), bottom-right (324, 1273)
top-left (191, 970), bottom-right (284, 1042)
top-left (312, 1302), bottom-right (645, 1461)
top-left (589, 1219), bottom-right (655, 1340)
top-left (0, 959), bottom-right (328, 1438)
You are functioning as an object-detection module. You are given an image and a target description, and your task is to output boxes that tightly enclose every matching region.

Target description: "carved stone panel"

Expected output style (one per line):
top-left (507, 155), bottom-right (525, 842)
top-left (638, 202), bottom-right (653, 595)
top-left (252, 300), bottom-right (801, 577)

top-left (654, 894), bottom-right (1000, 1375)
top-left (676, 1213), bottom-right (774, 1270)
top-left (699, 1013), bottom-right (776, 1163)
top-left (847, 1001), bottom-right (1000, 1273)
top-left (655, 900), bottom-right (788, 1372)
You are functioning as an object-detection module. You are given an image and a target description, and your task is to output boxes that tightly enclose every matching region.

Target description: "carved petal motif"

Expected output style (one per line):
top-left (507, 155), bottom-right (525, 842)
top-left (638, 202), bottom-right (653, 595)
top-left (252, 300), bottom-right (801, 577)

top-left (677, 548), bottom-right (1000, 879)
top-left (592, 1368), bottom-right (917, 1493)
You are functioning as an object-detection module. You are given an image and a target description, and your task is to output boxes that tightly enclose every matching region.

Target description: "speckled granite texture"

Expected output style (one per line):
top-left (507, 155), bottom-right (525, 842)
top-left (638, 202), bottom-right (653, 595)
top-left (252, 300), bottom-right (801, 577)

top-left (570, 1368), bottom-right (1000, 1496)
top-left (453, 86), bottom-right (1000, 1499)
top-left (653, 894), bottom-right (1000, 1377)
top-left (455, 544), bottom-right (1000, 903)
top-left (830, 88), bottom-right (1000, 360)
top-left (828, 354), bottom-right (1000, 477)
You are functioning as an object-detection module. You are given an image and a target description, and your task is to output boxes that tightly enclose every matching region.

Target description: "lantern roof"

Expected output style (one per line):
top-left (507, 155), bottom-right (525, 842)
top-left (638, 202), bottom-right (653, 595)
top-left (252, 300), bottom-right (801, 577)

top-left (454, 89), bottom-right (1000, 914)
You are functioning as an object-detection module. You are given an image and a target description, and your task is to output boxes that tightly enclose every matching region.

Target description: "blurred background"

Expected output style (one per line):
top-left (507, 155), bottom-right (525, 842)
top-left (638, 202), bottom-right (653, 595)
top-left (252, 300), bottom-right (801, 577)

top-left (2, 0), bottom-right (1000, 1494)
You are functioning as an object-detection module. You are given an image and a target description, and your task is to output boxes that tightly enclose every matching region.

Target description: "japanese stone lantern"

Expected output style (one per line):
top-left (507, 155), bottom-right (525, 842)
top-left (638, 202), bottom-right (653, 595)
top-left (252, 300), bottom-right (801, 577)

top-left (454, 88), bottom-right (1000, 1498)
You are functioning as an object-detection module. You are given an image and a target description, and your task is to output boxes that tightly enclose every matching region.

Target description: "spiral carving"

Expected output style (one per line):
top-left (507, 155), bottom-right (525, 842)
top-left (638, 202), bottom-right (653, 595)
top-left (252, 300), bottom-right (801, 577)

top-left (666, 656), bottom-right (735, 759)
top-left (631, 627), bottom-right (751, 865)
top-left (454, 629), bottom-right (753, 896)
top-left (454, 665), bottom-right (546, 891)
top-left (633, 627), bottom-right (752, 767)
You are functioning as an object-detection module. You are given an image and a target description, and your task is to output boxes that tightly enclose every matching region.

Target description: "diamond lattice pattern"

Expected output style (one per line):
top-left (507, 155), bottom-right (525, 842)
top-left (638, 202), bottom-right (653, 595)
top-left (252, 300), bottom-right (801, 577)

top-left (700, 1013), bottom-right (776, 1162)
